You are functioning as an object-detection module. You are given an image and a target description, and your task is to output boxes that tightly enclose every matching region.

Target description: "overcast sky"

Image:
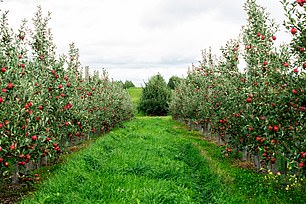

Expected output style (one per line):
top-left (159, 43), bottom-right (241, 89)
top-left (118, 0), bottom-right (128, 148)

top-left (1, 0), bottom-right (290, 86)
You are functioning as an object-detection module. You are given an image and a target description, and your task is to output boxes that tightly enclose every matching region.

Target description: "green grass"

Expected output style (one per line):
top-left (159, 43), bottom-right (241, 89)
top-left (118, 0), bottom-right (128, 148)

top-left (21, 117), bottom-right (305, 204)
top-left (127, 87), bottom-right (142, 107)
top-left (128, 87), bottom-right (143, 116)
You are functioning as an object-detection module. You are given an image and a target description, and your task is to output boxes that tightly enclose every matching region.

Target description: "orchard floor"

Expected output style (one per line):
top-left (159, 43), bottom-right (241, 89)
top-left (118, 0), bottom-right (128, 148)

top-left (20, 117), bottom-right (305, 204)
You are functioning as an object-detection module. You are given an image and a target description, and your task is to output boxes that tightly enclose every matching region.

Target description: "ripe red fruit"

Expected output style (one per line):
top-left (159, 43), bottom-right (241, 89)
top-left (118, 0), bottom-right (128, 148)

top-left (270, 158), bottom-right (276, 164)
top-left (77, 122), bottom-right (81, 125)
top-left (0, 123), bottom-right (2, 129)
top-left (283, 62), bottom-right (289, 67)
top-left (4, 162), bottom-right (9, 167)
top-left (10, 144), bottom-right (15, 151)
top-left (38, 105), bottom-right (43, 110)
top-left (219, 119), bottom-right (223, 123)
top-left (58, 84), bottom-right (63, 89)
top-left (257, 32), bottom-right (261, 37)
top-left (246, 97), bottom-right (252, 103)
top-left (246, 45), bottom-right (251, 50)
top-left (248, 127), bottom-right (254, 131)
top-left (51, 70), bottom-right (56, 75)
top-left (32, 135), bottom-right (37, 141)
top-left (293, 68), bottom-right (299, 73)
top-left (273, 126), bottom-right (279, 132)
top-left (0, 158), bottom-right (3, 163)
top-left (1, 67), bottom-right (6, 73)
top-left (299, 162), bottom-right (304, 168)
top-left (18, 54), bottom-right (22, 59)
top-left (300, 47), bottom-right (305, 53)
top-left (0, 146), bottom-right (2, 151)
top-left (303, 62), bottom-right (306, 69)
top-left (2, 88), bottom-right (7, 92)
top-left (263, 61), bottom-right (268, 66)
top-left (272, 36), bottom-right (276, 40)
top-left (292, 89), bottom-right (297, 94)
top-left (256, 136), bottom-right (261, 141)
top-left (0, 97), bottom-right (3, 103)
top-left (65, 122), bottom-right (69, 126)
top-left (261, 35), bottom-right (265, 40)
top-left (291, 27), bottom-right (297, 35)
top-left (7, 83), bottom-right (14, 89)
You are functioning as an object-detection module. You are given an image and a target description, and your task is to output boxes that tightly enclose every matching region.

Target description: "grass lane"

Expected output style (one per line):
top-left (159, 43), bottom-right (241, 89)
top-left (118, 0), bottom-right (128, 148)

top-left (21, 117), bottom-right (305, 204)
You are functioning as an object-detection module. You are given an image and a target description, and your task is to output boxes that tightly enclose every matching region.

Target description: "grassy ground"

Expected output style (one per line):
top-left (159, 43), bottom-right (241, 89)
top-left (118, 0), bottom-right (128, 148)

top-left (127, 87), bottom-right (142, 108)
top-left (127, 87), bottom-right (143, 116)
top-left (20, 117), bottom-right (305, 204)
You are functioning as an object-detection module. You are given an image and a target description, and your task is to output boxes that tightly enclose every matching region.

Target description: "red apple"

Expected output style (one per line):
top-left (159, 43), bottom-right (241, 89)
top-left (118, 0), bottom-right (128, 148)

top-left (1, 67), bottom-right (6, 73)
top-left (272, 36), bottom-right (276, 40)
top-left (32, 135), bottom-right (37, 141)
top-left (273, 126), bottom-right (279, 132)
top-left (291, 27), bottom-right (297, 35)
top-left (246, 97), bottom-right (252, 103)
top-left (10, 144), bottom-right (15, 151)
top-left (299, 162), bottom-right (304, 168)
top-left (7, 83), bottom-right (14, 89)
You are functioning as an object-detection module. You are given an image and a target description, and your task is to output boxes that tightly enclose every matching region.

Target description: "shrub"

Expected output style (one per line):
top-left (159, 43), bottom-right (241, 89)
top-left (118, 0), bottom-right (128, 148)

top-left (123, 80), bottom-right (135, 89)
top-left (138, 74), bottom-right (170, 116)
top-left (167, 76), bottom-right (182, 90)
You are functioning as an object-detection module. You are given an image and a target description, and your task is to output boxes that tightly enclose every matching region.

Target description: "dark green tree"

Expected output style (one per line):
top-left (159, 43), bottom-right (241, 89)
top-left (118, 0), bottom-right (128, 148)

top-left (123, 80), bottom-right (135, 89)
top-left (167, 76), bottom-right (181, 89)
top-left (138, 74), bottom-right (171, 116)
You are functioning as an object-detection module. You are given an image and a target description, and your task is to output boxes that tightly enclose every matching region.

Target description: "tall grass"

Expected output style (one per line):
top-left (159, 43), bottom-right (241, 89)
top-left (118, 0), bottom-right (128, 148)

top-left (21, 117), bottom-right (305, 203)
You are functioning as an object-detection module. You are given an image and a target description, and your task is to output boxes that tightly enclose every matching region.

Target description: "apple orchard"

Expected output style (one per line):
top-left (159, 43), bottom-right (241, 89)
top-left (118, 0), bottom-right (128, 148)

top-left (0, 7), bottom-right (133, 183)
top-left (0, 0), bottom-right (306, 186)
top-left (170, 0), bottom-right (306, 180)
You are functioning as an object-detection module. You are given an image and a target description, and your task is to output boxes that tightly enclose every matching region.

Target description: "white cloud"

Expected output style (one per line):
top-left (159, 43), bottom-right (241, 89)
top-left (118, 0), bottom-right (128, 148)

top-left (1, 0), bottom-right (291, 86)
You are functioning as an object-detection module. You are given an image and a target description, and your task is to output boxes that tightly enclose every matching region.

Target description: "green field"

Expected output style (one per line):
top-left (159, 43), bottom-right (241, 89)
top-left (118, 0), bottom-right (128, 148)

top-left (21, 117), bottom-right (305, 204)
top-left (127, 87), bottom-right (142, 115)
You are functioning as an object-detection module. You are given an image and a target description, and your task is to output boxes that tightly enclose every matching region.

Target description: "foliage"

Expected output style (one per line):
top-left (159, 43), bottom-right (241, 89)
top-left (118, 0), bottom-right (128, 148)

top-left (123, 80), bottom-right (135, 89)
top-left (0, 7), bottom-right (133, 184)
top-left (170, 0), bottom-right (306, 182)
top-left (138, 74), bottom-right (171, 116)
top-left (167, 76), bottom-right (182, 90)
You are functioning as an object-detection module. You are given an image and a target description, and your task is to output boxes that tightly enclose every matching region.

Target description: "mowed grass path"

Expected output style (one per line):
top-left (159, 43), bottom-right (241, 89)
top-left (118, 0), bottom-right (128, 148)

top-left (21, 117), bottom-right (304, 204)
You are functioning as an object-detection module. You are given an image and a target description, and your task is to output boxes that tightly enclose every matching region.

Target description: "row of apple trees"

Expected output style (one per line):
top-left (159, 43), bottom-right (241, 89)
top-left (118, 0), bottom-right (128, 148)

top-left (0, 7), bottom-right (134, 183)
top-left (170, 0), bottom-right (305, 178)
